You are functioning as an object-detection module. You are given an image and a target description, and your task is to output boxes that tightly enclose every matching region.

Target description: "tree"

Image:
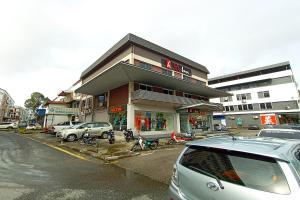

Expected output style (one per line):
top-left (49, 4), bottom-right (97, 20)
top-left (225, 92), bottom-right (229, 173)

top-left (24, 92), bottom-right (49, 113)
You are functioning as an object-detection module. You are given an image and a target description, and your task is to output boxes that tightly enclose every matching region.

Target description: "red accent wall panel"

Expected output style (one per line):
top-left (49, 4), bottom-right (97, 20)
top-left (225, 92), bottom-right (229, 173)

top-left (109, 84), bottom-right (129, 106)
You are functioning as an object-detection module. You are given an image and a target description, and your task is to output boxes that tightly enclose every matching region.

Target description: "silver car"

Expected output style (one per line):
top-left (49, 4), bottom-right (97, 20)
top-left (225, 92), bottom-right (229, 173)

top-left (169, 136), bottom-right (300, 200)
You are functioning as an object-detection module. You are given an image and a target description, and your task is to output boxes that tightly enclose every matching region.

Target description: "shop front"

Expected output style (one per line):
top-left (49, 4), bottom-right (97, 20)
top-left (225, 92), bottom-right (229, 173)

top-left (108, 105), bottom-right (127, 130)
top-left (179, 108), bottom-right (212, 133)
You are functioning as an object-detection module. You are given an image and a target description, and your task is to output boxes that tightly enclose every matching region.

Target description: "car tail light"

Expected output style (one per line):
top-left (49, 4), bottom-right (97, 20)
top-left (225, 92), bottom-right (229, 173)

top-left (172, 164), bottom-right (179, 186)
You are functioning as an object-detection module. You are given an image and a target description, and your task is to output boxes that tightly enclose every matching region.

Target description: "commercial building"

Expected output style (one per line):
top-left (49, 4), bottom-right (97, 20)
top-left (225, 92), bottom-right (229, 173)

top-left (0, 88), bottom-right (14, 122)
top-left (75, 33), bottom-right (228, 135)
top-left (209, 62), bottom-right (300, 128)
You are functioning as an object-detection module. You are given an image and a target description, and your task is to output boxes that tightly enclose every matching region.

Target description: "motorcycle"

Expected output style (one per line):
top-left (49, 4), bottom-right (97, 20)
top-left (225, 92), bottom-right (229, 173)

top-left (167, 131), bottom-right (195, 144)
top-left (107, 130), bottom-right (115, 144)
top-left (131, 136), bottom-right (159, 152)
top-left (82, 132), bottom-right (97, 145)
top-left (123, 129), bottom-right (134, 142)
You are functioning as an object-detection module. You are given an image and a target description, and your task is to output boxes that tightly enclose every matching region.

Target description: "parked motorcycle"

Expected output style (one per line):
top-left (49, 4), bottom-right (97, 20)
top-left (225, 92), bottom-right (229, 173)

top-left (107, 130), bottom-right (115, 144)
top-left (123, 129), bottom-right (134, 142)
top-left (131, 136), bottom-right (159, 152)
top-left (82, 132), bottom-right (97, 145)
top-left (167, 131), bottom-right (195, 144)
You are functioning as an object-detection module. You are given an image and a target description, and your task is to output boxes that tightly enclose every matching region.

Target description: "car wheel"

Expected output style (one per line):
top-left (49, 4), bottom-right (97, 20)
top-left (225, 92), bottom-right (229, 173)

top-left (8, 127), bottom-right (13, 130)
top-left (66, 134), bottom-right (77, 142)
top-left (101, 132), bottom-right (108, 139)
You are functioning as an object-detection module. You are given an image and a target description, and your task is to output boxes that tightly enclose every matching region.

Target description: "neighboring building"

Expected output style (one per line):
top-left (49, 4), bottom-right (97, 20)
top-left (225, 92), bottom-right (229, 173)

top-left (43, 81), bottom-right (82, 128)
top-left (209, 62), bottom-right (300, 128)
top-left (11, 106), bottom-right (29, 122)
top-left (0, 88), bottom-right (15, 122)
top-left (75, 33), bottom-right (228, 135)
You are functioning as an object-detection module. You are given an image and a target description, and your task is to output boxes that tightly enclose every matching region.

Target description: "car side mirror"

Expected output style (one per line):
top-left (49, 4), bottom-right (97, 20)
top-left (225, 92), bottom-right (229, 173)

top-left (84, 127), bottom-right (88, 131)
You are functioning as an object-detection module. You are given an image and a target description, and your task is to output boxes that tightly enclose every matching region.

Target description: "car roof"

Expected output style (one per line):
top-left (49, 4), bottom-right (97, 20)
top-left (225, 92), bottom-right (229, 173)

top-left (260, 128), bottom-right (300, 133)
top-left (187, 136), bottom-right (300, 163)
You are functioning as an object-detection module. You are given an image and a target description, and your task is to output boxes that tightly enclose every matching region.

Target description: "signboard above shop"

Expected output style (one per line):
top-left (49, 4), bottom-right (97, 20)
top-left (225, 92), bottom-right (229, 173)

top-left (161, 58), bottom-right (192, 76)
top-left (47, 107), bottom-right (80, 115)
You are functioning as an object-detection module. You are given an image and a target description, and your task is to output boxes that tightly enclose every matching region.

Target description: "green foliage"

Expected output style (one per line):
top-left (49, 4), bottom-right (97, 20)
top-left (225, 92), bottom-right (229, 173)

top-left (24, 92), bottom-right (49, 112)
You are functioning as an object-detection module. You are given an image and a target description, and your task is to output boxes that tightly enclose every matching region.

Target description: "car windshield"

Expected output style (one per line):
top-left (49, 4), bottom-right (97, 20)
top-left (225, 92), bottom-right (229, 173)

top-left (259, 130), bottom-right (300, 139)
top-left (180, 146), bottom-right (290, 195)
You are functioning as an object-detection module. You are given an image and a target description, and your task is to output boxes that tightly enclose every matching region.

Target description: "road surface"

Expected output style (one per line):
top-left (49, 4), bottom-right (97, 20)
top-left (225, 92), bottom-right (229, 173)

top-left (0, 131), bottom-right (168, 200)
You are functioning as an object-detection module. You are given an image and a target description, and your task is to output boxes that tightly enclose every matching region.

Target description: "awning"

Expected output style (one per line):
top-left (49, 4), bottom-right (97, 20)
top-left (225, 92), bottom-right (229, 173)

top-left (177, 102), bottom-right (224, 112)
top-left (76, 62), bottom-right (231, 98)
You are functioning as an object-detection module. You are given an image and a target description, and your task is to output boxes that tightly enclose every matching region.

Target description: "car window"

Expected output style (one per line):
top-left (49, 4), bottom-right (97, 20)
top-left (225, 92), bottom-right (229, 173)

top-left (180, 146), bottom-right (290, 195)
top-left (85, 123), bottom-right (93, 128)
top-left (259, 130), bottom-right (300, 139)
top-left (291, 148), bottom-right (300, 177)
top-left (99, 122), bottom-right (110, 127)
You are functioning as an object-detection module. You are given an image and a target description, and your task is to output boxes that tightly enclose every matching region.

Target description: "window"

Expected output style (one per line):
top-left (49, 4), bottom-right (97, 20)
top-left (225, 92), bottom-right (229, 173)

top-left (229, 106), bottom-right (234, 111)
top-left (184, 93), bottom-right (192, 98)
top-left (225, 106), bottom-right (229, 111)
top-left (258, 91), bottom-right (270, 98)
top-left (238, 105), bottom-right (243, 111)
top-left (163, 89), bottom-right (174, 95)
top-left (220, 96), bottom-right (233, 102)
top-left (139, 84), bottom-right (153, 91)
top-left (237, 104), bottom-right (253, 111)
top-left (236, 93), bottom-right (251, 101)
top-left (260, 102), bottom-right (272, 110)
top-left (180, 146), bottom-right (290, 194)
top-left (266, 103), bottom-right (272, 109)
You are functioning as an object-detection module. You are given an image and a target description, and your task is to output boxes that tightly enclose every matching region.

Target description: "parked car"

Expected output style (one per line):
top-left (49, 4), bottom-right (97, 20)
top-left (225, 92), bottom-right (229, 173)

top-left (257, 128), bottom-right (300, 139)
top-left (26, 123), bottom-right (42, 130)
top-left (0, 122), bottom-right (18, 129)
top-left (169, 136), bottom-right (300, 200)
top-left (58, 122), bottom-right (113, 142)
top-left (48, 121), bottom-right (83, 134)
top-left (248, 124), bottom-right (260, 130)
top-left (213, 124), bottom-right (228, 131)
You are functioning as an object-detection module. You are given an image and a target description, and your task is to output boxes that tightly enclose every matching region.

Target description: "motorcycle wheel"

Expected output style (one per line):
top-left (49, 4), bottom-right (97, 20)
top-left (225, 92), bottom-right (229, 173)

top-left (109, 139), bottom-right (115, 144)
top-left (149, 142), bottom-right (158, 150)
top-left (131, 144), bottom-right (138, 152)
top-left (125, 137), bottom-right (130, 143)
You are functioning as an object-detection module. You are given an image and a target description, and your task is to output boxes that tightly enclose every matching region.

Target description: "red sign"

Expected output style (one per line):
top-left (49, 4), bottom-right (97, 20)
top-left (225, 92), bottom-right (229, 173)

top-left (165, 59), bottom-right (172, 69)
top-left (260, 114), bottom-right (277, 125)
top-left (110, 106), bottom-right (123, 113)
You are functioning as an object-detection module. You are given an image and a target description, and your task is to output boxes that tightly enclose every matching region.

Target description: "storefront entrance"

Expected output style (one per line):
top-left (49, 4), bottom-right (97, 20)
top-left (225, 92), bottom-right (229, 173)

top-left (109, 105), bottom-right (127, 130)
top-left (134, 110), bottom-right (175, 133)
top-left (179, 109), bottom-right (212, 133)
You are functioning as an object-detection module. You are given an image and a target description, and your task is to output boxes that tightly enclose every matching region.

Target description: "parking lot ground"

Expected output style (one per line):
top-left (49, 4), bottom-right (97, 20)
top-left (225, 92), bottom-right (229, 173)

top-left (18, 129), bottom-right (260, 185)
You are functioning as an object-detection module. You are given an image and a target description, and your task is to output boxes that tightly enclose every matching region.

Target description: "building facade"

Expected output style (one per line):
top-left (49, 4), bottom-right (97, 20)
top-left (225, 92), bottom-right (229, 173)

top-left (75, 33), bottom-right (227, 135)
top-left (0, 88), bottom-right (15, 122)
top-left (209, 62), bottom-right (300, 128)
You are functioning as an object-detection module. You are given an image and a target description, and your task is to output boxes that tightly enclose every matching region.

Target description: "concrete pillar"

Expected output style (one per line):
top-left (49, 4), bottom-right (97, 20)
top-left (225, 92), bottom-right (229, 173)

top-left (127, 82), bottom-right (134, 130)
top-left (175, 113), bottom-right (180, 133)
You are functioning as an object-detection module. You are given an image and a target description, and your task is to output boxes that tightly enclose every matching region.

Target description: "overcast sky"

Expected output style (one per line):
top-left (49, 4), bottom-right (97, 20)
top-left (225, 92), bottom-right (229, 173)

top-left (0, 0), bottom-right (299, 106)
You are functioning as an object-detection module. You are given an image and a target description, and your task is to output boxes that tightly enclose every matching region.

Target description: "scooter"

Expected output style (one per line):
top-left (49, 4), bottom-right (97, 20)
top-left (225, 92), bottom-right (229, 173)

top-left (131, 136), bottom-right (159, 152)
top-left (107, 130), bottom-right (115, 144)
top-left (167, 131), bottom-right (195, 144)
top-left (82, 132), bottom-right (97, 145)
top-left (123, 129), bottom-right (134, 142)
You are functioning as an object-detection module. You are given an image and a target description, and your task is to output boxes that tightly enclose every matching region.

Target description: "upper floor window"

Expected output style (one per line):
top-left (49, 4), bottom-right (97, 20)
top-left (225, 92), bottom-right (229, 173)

top-left (238, 104), bottom-right (253, 111)
top-left (184, 93), bottom-right (192, 98)
top-left (139, 84), bottom-right (153, 91)
top-left (220, 96), bottom-right (233, 102)
top-left (258, 91), bottom-right (270, 98)
top-left (236, 93), bottom-right (251, 101)
top-left (225, 106), bottom-right (234, 111)
top-left (163, 89), bottom-right (174, 95)
top-left (260, 102), bottom-right (272, 110)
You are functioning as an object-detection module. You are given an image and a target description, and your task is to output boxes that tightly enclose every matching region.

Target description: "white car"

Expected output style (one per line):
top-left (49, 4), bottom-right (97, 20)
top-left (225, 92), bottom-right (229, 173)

top-left (0, 122), bottom-right (18, 129)
top-left (59, 122), bottom-right (113, 142)
top-left (49, 121), bottom-right (83, 134)
top-left (26, 123), bottom-right (42, 130)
